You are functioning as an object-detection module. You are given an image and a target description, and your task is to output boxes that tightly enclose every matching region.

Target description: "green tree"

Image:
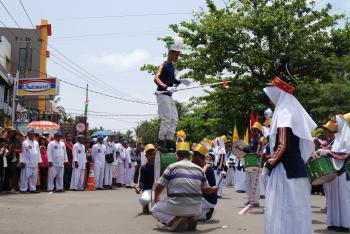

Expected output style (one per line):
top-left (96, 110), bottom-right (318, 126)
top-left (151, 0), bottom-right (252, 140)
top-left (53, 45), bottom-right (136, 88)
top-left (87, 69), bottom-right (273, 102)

top-left (135, 118), bottom-right (160, 145)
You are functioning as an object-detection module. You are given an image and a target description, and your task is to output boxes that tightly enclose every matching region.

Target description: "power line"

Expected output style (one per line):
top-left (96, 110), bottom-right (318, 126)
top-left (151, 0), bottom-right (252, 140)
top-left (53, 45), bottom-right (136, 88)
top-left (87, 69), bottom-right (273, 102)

top-left (15, 0), bottom-right (155, 104)
top-left (50, 12), bottom-right (194, 21)
top-left (64, 108), bottom-right (157, 116)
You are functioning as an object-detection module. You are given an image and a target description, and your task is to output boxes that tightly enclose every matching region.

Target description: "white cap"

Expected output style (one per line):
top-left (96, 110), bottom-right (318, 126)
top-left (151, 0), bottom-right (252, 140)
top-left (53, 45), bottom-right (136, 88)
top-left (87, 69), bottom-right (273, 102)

top-left (264, 108), bottom-right (273, 118)
top-left (168, 37), bottom-right (184, 52)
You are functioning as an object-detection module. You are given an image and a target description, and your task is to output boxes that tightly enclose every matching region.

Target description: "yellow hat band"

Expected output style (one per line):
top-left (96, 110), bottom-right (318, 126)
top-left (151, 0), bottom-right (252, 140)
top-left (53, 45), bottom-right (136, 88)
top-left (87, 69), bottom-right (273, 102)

top-left (176, 142), bottom-right (190, 152)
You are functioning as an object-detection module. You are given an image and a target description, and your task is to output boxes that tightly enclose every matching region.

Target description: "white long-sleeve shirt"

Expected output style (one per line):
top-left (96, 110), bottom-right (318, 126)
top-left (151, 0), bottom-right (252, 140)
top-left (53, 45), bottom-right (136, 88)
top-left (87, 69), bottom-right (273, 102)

top-left (20, 139), bottom-right (42, 168)
top-left (105, 141), bottom-right (118, 165)
top-left (47, 140), bottom-right (68, 167)
top-left (92, 143), bottom-right (106, 168)
top-left (72, 142), bottom-right (87, 170)
top-left (125, 147), bottom-right (137, 166)
top-left (116, 143), bottom-right (126, 164)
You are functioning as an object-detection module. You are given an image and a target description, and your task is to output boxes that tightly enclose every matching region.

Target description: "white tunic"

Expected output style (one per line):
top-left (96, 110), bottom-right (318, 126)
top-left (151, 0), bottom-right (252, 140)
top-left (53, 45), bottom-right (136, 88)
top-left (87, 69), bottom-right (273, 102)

top-left (20, 139), bottom-right (42, 168)
top-left (72, 142), bottom-right (87, 170)
top-left (47, 140), bottom-right (68, 167)
top-left (92, 143), bottom-right (106, 168)
top-left (116, 143), bottom-right (126, 164)
top-left (105, 141), bottom-right (117, 165)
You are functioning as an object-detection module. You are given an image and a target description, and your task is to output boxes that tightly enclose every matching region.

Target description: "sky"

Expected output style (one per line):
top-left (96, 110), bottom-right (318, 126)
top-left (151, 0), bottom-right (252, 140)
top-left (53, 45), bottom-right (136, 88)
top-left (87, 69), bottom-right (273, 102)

top-left (0, 0), bottom-right (349, 134)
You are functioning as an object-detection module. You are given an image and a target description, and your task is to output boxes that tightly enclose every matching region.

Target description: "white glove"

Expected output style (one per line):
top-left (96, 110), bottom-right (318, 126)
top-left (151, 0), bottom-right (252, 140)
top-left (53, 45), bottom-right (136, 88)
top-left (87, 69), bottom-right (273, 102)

top-left (166, 86), bottom-right (177, 94)
top-left (180, 79), bottom-right (191, 86)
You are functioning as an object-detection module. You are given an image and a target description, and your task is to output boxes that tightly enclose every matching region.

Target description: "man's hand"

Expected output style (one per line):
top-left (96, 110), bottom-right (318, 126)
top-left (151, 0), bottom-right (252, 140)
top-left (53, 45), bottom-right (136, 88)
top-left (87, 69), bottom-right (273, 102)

top-left (49, 162), bottom-right (53, 167)
top-left (75, 161), bottom-right (79, 168)
top-left (166, 87), bottom-right (177, 94)
top-left (202, 186), bottom-right (219, 194)
top-left (20, 162), bottom-right (26, 168)
top-left (134, 187), bottom-right (141, 194)
top-left (180, 79), bottom-right (191, 86)
top-left (154, 196), bottom-right (160, 203)
top-left (129, 163), bottom-right (132, 169)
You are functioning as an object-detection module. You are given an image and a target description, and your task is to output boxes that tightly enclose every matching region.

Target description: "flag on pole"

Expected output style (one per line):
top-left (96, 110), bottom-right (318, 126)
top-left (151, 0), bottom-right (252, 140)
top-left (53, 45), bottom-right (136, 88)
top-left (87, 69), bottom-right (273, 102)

top-left (233, 124), bottom-right (239, 143)
top-left (244, 128), bottom-right (249, 144)
top-left (250, 111), bottom-right (255, 129)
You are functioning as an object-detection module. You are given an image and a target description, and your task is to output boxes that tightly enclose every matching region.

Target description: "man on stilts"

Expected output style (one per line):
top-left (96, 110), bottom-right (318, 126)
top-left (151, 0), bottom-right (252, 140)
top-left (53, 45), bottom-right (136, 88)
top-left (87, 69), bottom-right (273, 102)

top-left (154, 36), bottom-right (191, 152)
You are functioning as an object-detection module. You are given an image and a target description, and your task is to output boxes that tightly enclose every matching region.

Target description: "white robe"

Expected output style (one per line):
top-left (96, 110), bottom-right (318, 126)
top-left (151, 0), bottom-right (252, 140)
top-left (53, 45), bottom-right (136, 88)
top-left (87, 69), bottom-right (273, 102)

top-left (92, 143), bottom-right (106, 188)
top-left (47, 140), bottom-right (68, 191)
top-left (70, 143), bottom-right (86, 190)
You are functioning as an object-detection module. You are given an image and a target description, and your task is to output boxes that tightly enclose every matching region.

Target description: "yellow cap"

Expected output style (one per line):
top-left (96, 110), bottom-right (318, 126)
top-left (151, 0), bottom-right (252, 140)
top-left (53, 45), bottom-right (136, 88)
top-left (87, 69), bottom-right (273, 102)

top-left (220, 135), bottom-right (228, 143)
top-left (144, 144), bottom-right (156, 153)
top-left (193, 143), bottom-right (209, 157)
top-left (176, 130), bottom-right (186, 139)
top-left (176, 142), bottom-right (190, 152)
top-left (322, 120), bottom-right (338, 133)
top-left (340, 113), bottom-right (350, 126)
top-left (252, 122), bottom-right (264, 131)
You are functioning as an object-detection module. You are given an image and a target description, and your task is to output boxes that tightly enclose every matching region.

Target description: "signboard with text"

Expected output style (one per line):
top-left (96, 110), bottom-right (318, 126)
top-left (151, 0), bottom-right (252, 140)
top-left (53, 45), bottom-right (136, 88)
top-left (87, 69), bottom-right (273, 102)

top-left (17, 78), bottom-right (58, 96)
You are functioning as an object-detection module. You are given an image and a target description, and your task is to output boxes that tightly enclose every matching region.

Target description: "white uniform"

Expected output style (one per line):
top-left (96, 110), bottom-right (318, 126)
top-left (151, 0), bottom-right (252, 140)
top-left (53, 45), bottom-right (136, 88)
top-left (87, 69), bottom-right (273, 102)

top-left (70, 142), bottom-right (86, 190)
top-left (92, 143), bottom-right (106, 188)
top-left (116, 143), bottom-right (126, 185)
top-left (47, 140), bottom-right (68, 191)
top-left (20, 139), bottom-right (41, 192)
top-left (125, 147), bottom-right (136, 187)
top-left (225, 154), bottom-right (235, 187)
top-left (233, 159), bottom-right (246, 192)
top-left (214, 143), bottom-right (226, 197)
top-left (104, 141), bottom-right (117, 186)
top-left (140, 151), bottom-right (147, 166)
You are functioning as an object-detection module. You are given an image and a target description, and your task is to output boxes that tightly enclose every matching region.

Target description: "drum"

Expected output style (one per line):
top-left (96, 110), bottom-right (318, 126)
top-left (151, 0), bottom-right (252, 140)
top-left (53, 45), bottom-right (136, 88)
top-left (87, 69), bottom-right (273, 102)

top-left (154, 152), bottom-right (177, 181)
top-left (243, 153), bottom-right (260, 172)
top-left (306, 157), bottom-right (337, 185)
top-left (345, 161), bottom-right (350, 178)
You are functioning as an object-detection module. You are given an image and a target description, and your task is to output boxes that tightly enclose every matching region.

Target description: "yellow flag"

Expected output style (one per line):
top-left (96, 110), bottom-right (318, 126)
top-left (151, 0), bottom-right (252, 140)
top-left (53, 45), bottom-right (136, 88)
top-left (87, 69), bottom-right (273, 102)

top-left (232, 124), bottom-right (239, 143)
top-left (244, 128), bottom-right (249, 144)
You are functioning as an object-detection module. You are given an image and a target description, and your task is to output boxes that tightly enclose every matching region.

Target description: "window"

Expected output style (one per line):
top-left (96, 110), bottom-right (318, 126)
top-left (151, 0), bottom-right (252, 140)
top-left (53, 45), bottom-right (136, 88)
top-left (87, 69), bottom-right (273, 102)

top-left (18, 48), bottom-right (32, 70)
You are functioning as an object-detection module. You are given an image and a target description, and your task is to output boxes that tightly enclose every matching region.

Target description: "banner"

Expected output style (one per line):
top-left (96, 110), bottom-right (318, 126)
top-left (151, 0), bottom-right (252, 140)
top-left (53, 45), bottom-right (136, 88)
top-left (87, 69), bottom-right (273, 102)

top-left (17, 78), bottom-right (58, 96)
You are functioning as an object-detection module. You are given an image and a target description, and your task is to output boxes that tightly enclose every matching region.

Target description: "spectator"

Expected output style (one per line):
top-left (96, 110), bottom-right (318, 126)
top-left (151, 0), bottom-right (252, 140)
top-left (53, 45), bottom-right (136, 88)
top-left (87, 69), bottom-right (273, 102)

top-left (63, 132), bottom-right (74, 190)
top-left (39, 137), bottom-right (49, 191)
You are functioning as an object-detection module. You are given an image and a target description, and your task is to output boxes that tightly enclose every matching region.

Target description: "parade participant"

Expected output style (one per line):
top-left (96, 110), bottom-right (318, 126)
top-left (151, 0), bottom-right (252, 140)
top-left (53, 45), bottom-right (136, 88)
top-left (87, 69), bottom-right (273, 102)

top-left (140, 145), bottom-right (147, 166)
top-left (70, 135), bottom-right (87, 191)
top-left (225, 154), bottom-right (236, 187)
top-left (135, 144), bottom-right (156, 214)
top-left (92, 135), bottom-right (106, 190)
top-left (116, 140), bottom-right (127, 187)
top-left (6, 131), bottom-right (22, 192)
top-left (63, 132), bottom-right (74, 190)
top-left (214, 135), bottom-right (227, 198)
top-left (154, 37), bottom-right (191, 152)
top-left (38, 137), bottom-right (48, 191)
top-left (0, 138), bottom-right (8, 192)
top-left (323, 114), bottom-right (350, 232)
top-left (263, 61), bottom-right (317, 234)
top-left (47, 131), bottom-right (68, 193)
top-left (125, 144), bottom-right (136, 188)
top-left (192, 143), bottom-right (218, 221)
top-left (176, 130), bottom-right (186, 143)
top-left (104, 135), bottom-right (117, 189)
top-left (19, 130), bottom-right (42, 193)
top-left (152, 142), bottom-right (218, 231)
top-left (84, 140), bottom-right (93, 188)
top-left (234, 156), bottom-right (246, 193)
top-left (244, 122), bottom-right (263, 207)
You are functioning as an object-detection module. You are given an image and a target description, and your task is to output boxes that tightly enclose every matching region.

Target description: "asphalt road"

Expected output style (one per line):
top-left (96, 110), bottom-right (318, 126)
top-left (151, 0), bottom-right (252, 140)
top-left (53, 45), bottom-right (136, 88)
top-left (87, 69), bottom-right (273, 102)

top-left (0, 186), bottom-right (334, 234)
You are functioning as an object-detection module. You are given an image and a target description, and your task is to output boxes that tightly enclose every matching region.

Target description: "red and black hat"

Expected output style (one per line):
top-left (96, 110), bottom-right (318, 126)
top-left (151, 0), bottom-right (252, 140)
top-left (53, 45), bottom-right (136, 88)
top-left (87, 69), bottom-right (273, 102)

top-left (271, 58), bottom-right (297, 94)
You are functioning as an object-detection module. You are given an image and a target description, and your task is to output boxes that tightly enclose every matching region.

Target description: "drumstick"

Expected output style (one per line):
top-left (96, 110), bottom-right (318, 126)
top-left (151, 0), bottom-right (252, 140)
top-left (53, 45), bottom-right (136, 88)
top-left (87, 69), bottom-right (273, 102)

top-left (217, 171), bottom-right (226, 186)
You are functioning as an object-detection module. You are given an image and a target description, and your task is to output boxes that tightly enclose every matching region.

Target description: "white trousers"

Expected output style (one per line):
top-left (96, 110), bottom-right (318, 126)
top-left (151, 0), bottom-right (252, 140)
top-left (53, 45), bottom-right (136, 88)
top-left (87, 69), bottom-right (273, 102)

top-left (117, 162), bottom-right (125, 185)
top-left (245, 172), bottom-right (260, 204)
top-left (156, 94), bottom-right (178, 140)
top-left (48, 166), bottom-right (64, 191)
top-left (20, 167), bottom-right (37, 192)
top-left (104, 163), bottom-right (113, 186)
top-left (139, 189), bottom-right (152, 207)
top-left (225, 167), bottom-right (235, 187)
top-left (152, 200), bottom-right (176, 225)
top-left (215, 170), bottom-right (224, 197)
top-left (94, 165), bottom-right (104, 188)
top-left (326, 173), bottom-right (350, 228)
top-left (70, 168), bottom-right (85, 190)
top-left (196, 198), bottom-right (216, 220)
top-left (234, 169), bottom-right (247, 192)
top-left (125, 165), bottom-right (135, 186)
top-left (259, 171), bottom-right (267, 196)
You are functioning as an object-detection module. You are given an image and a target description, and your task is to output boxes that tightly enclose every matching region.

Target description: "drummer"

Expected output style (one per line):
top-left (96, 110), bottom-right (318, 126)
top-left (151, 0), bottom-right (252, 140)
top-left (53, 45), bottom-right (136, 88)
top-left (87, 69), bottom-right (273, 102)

top-left (152, 142), bottom-right (218, 231)
top-left (323, 114), bottom-right (350, 232)
top-left (135, 144), bottom-right (156, 214)
top-left (192, 143), bottom-right (217, 221)
top-left (244, 122), bottom-right (264, 207)
top-left (263, 60), bottom-right (317, 234)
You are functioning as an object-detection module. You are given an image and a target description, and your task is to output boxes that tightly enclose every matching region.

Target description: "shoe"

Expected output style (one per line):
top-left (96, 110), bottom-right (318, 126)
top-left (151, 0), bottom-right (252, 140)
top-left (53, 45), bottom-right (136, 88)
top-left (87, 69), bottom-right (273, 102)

top-left (187, 216), bottom-right (197, 231)
top-left (327, 226), bottom-right (338, 230)
top-left (19, 191), bottom-right (27, 194)
top-left (169, 216), bottom-right (189, 232)
top-left (260, 195), bottom-right (265, 199)
top-left (143, 205), bottom-right (150, 214)
top-left (205, 208), bottom-right (215, 220)
top-left (29, 190), bottom-right (40, 193)
top-left (335, 227), bottom-right (349, 232)
top-left (237, 190), bottom-right (245, 193)
top-left (56, 189), bottom-right (64, 193)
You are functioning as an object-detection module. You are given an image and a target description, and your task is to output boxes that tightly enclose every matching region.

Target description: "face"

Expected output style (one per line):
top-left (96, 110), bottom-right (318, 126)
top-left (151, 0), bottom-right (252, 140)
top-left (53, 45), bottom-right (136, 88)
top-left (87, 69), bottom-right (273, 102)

top-left (168, 50), bottom-right (180, 62)
top-left (65, 133), bottom-right (73, 142)
top-left (54, 134), bottom-right (61, 141)
top-left (98, 138), bottom-right (104, 144)
top-left (28, 132), bottom-right (35, 140)
top-left (145, 150), bottom-right (156, 165)
top-left (252, 128), bottom-right (261, 136)
top-left (39, 138), bottom-right (45, 145)
top-left (192, 152), bottom-right (205, 167)
top-left (77, 137), bottom-right (84, 144)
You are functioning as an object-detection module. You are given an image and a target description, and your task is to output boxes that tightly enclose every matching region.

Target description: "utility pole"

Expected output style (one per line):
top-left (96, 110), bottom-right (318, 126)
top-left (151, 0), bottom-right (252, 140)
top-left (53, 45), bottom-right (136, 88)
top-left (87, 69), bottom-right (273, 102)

top-left (84, 84), bottom-right (89, 135)
top-left (11, 71), bottom-right (19, 128)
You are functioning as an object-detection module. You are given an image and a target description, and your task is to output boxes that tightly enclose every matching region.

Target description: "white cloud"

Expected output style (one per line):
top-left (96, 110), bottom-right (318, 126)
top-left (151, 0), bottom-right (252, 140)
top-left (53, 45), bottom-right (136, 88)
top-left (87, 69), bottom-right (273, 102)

top-left (80, 49), bottom-right (158, 72)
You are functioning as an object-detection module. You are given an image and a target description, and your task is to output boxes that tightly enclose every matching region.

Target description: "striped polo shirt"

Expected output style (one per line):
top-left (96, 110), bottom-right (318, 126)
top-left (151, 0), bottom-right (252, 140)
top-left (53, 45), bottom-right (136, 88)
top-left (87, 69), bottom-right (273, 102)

top-left (157, 159), bottom-right (209, 216)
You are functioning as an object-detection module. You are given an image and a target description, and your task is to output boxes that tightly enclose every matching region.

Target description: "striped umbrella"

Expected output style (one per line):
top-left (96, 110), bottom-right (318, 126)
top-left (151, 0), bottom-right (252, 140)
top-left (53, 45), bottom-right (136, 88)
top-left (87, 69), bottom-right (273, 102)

top-left (27, 121), bottom-right (60, 130)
